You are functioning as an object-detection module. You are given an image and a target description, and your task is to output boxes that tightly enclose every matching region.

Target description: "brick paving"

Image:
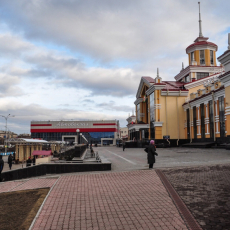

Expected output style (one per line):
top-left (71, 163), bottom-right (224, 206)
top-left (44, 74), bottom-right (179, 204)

top-left (162, 164), bottom-right (230, 230)
top-left (0, 181), bottom-right (25, 193)
top-left (32, 171), bottom-right (188, 230)
top-left (0, 178), bottom-right (58, 193)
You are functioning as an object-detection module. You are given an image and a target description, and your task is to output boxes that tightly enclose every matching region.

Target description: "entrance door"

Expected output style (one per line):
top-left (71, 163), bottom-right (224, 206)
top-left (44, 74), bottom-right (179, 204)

top-left (219, 96), bottom-right (226, 138)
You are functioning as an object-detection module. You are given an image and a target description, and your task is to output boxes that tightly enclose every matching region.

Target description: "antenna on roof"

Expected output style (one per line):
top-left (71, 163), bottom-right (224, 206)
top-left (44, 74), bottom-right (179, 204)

top-left (198, 2), bottom-right (203, 37)
top-left (228, 33), bottom-right (230, 50)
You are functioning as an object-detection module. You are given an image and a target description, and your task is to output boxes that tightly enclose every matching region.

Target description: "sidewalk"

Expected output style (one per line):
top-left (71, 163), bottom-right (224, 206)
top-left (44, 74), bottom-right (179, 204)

top-left (1, 164), bottom-right (230, 229)
top-left (31, 170), bottom-right (189, 230)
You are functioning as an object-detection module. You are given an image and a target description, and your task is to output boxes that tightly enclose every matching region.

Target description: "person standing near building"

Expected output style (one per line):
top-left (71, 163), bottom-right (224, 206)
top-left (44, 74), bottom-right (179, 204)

top-left (8, 154), bottom-right (13, 170)
top-left (26, 157), bottom-right (32, 167)
top-left (123, 142), bottom-right (126, 151)
top-left (0, 155), bottom-right (4, 182)
top-left (147, 140), bottom-right (158, 169)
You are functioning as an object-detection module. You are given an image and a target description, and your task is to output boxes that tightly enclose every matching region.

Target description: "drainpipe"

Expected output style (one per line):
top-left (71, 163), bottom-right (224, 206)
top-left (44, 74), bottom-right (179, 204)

top-left (177, 97), bottom-right (180, 146)
top-left (189, 102), bottom-right (192, 143)
top-left (212, 92), bottom-right (216, 142)
top-left (165, 96), bottom-right (168, 135)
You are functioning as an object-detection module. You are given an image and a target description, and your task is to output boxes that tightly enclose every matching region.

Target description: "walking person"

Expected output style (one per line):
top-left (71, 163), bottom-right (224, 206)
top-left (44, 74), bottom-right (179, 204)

top-left (32, 156), bottom-right (36, 166)
top-left (123, 142), bottom-right (126, 151)
top-left (26, 157), bottom-right (32, 167)
top-left (8, 154), bottom-right (13, 170)
top-left (0, 155), bottom-right (4, 182)
top-left (147, 140), bottom-right (158, 169)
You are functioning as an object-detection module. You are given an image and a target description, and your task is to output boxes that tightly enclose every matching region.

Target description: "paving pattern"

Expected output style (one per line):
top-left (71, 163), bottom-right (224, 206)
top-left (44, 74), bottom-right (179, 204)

top-left (0, 181), bottom-right (25, 193)
top-left (162, 164), bottom-right (230, 230)
top-left (0, 178), bottom-right (58, 193)
top-left (32, 171), bottom-right (188, 230)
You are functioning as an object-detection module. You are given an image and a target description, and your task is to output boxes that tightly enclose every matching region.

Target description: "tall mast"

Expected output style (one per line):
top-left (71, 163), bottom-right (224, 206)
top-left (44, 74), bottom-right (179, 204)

top-left (198, 2), bottom-right (203, 37)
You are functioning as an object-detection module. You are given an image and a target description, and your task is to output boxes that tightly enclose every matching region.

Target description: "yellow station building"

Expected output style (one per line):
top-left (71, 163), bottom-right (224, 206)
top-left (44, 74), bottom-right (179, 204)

top-left (127, 4), bottom-right (230, 145)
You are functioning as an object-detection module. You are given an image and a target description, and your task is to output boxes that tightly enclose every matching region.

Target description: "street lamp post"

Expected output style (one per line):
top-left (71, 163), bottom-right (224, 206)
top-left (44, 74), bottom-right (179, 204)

top-left (76, 129), bottom-right (80, 145)
top-left (0, 114), bottom-right (15, 154)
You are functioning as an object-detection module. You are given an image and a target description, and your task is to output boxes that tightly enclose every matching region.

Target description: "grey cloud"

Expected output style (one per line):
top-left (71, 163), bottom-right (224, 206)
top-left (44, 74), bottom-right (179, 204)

top-left (96, 102), bottom-right (133, 112)
top-left (1, 0), bottom-right (229, 63)
top-left (0, 74), bottom-right (24, 97)
top-left (0, 102), bottom-right (127, 134)
top-left (82, 99), bottom-right (94, 103)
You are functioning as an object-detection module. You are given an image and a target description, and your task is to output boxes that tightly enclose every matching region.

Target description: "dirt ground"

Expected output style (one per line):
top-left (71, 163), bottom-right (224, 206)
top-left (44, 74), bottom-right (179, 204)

top-left (162, 164), bottom-right (230, 230)
top-left (0, 188), bottom-right (49, 230)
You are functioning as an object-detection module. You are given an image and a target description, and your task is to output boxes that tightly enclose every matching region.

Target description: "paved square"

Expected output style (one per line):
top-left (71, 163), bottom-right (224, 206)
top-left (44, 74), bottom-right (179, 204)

top-left (32, 171), bottom-right (188, 230)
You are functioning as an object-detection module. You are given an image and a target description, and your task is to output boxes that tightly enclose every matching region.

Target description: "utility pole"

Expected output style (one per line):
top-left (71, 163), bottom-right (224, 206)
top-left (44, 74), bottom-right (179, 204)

top-left (0, 114), bottom-right (15, 154)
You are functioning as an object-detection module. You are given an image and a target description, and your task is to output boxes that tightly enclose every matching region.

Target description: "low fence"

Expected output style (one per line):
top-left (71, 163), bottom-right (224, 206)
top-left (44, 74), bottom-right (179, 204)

top-left (1, 161), bottom-right (111, 182)
top-left (124, 139), bottom-right (191, 148)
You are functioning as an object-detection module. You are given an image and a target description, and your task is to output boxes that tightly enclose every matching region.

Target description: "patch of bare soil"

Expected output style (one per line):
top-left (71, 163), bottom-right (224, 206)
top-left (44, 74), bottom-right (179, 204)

top-left (0, 188), bottom-right (49, 230)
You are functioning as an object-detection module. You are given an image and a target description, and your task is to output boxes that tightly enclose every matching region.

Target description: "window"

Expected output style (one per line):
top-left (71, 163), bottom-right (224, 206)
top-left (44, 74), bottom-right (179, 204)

top-left (191, 52), bottom-right (194, 63)
top-left (137, 104), bottom-right (140, 122)
top-left (150, 93), bottom-right (155, 122)
top-left (185, 75), bottom-right (189, 82)
top-left (210, 50), bottom-right (214, 65)
top-left (197, 72), bottom-right (209, 80)
top-left (200, 50), bottom-right (205, 65)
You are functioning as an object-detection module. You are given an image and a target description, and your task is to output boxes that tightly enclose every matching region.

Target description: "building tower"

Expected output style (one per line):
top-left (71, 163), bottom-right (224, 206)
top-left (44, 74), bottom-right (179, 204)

top-left (175, 2), bottom-right (222, 83)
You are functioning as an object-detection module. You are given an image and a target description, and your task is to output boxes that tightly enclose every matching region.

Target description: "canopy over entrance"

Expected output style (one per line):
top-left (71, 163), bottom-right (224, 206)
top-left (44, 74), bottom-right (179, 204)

top-left (32, 150), bottom-right (52, 156)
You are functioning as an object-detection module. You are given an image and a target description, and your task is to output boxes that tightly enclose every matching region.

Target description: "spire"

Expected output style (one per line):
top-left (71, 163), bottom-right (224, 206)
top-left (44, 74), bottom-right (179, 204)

top-left (157, 68), bottom-right (159, 77)
top-left (182, 62), bottom-right (184, 70)
top-left (198, 2), bottom-right (203, 37)
top-left (228, 33), bottom-right (230, 50)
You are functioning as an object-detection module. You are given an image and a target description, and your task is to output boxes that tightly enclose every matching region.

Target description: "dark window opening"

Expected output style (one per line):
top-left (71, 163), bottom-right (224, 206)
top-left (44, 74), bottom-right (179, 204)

top-left (197, 72), bottom-right (209, 80)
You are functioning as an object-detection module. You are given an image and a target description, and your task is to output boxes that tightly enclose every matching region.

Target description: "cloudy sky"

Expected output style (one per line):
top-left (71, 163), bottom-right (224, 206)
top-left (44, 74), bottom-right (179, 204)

top-left (0, 0), bottom-right (229, 134)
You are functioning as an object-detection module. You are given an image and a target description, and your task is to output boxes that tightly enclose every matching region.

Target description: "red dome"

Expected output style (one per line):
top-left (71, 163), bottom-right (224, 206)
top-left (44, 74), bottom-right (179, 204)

top-left (186, 41), bottom-right (218, 53)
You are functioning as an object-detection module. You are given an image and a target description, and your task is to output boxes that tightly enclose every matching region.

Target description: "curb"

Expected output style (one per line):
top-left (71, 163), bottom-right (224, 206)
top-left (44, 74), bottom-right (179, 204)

top-left (28, 176), bottom-right (61, 230)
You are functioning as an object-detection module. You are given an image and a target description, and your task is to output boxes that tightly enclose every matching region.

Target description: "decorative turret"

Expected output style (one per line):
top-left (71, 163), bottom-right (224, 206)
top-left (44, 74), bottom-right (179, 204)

top-left (186, 2), bottom-right (218, 66)
top-left (155, 68), bottom-right (162, 83)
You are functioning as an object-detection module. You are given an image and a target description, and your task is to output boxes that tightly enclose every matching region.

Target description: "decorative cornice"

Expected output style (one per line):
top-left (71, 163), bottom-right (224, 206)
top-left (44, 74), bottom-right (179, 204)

top-left (184, 72), bottom-right (222, 89)
top-left (183, 87), bottom-right (225, 108)
top-left (127, 123), bottom-right (149, 131)
top-left (136, 77), bottom-right (154, 99)
top-left (134, 97), bottom-right (143, 105)
top-left (145, 83), bottom-right (166, 96)
top-left (186, 43), bottom-right (218, 54)
top-left (174, 65), bottom-right (223, 81)
top-left (153, 122), bottom-right (163, 127)
top-left (161, 90), bottom-right (188, 97)
top-left (218, 71), bottom-right (230, 87)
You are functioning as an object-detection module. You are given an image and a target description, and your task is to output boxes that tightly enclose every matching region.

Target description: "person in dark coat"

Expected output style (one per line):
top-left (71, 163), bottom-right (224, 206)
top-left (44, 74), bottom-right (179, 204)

top-left (8, 154), bottom-right (13, 170)
top-left (26, 157), bottom-right (32, 167)
top-left (32, 157), bottom-right (36, 166)
top-left (147, 140), bottom-right (158, 169)
top-left (123, 142), bottom-right (126, 151)
top-left (0, 155), bottom-right (4, 182)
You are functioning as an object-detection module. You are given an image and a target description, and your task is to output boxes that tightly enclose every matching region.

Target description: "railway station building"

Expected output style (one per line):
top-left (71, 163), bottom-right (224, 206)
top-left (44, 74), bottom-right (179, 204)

top-left (129, 7), bottom-right (230, 145)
